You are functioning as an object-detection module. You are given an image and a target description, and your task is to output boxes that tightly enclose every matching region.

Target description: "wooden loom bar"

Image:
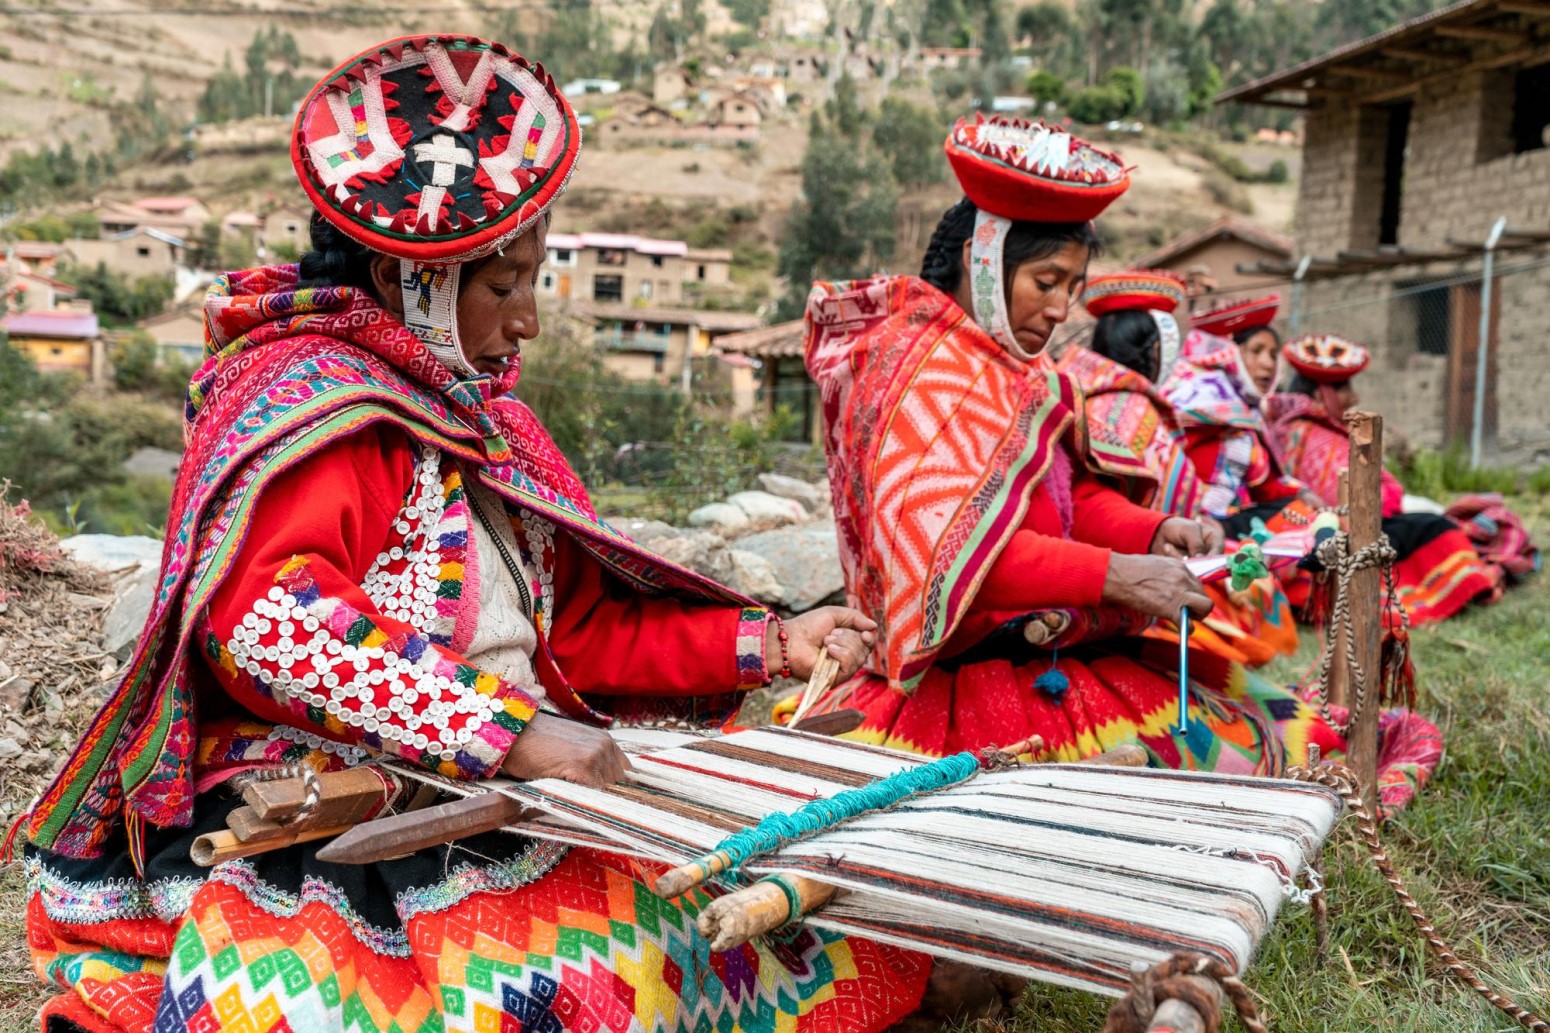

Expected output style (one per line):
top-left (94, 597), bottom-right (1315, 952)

top-left (192, 823), bottom-right (358, 867)
top-left (314, 791), bottom-right (537, 864)
top-left (1345, 411), bottom-right (1383, 814)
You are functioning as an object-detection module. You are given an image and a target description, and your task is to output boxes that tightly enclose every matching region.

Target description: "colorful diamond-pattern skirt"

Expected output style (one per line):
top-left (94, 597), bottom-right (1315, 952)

top-left (25, 791), bottom-right (929, 1033)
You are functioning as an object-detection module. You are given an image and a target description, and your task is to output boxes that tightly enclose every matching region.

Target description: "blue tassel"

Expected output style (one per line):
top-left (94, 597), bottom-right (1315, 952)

top-left (1034, 666), bottom-right (1070, 703)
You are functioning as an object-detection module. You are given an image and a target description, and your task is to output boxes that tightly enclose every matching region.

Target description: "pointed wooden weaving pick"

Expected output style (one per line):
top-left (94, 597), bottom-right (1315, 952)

top-left (313, 792), bottom-right (537, 865)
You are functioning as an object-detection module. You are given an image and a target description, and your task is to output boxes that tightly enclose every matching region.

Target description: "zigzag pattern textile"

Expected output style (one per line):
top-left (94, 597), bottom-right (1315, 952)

top-left (27, 786), bottom-right (926, 1033)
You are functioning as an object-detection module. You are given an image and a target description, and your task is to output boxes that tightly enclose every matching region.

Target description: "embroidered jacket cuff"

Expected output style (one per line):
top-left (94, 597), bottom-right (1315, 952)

top-left (736, 606), bottom-right (775, 689)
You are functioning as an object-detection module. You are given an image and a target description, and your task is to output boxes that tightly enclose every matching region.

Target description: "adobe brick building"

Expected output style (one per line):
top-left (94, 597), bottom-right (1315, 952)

top-left (1221, 0), bottom-right (1550, 462)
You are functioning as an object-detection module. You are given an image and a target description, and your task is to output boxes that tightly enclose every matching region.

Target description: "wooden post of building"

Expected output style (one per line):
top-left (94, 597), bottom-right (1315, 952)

top-left (1345, 411), bottom-right (1383, 813)
top-left (1326, 469), bottom-right (1351, 708)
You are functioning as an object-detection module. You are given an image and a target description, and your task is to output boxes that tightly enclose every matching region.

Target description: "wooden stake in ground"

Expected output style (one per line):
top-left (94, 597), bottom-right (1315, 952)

top-left (1344, 411), bottom-right (1383, 814)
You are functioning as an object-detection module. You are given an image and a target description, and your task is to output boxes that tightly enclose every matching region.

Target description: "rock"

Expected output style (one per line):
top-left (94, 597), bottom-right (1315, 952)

top-left (634, 528), bottom-right (734, 584)
top-left (687, 503), bottom-right (751, 534)
top-left (727, 491), bottom-right (809, 528)
top-left (0, 738), bottom-right (23, 761)
top-left (61, 534), bottom-right (164, 661)
top-left (0, 676), bottom-right (32, 712)
top-left (612, 519), bottom-right (680, 545)
top-left (59, 534), bottom-right (164, 573)
top-left (19, 751), bottom-right (55, 774)
top-left (756, 474), bottom-right (828, 513)
top-left (735, 522), bottom-right (844, 613)
top-left (725, 549), bottom-right (785, 606)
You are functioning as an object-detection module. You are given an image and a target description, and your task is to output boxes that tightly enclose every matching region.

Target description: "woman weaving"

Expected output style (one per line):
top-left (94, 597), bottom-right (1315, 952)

top-left (1056, 271), bottom-right (1299, 668)
top-left (19, 36), bottom-right (930, 1032)
top-left (797, 116), bottom-right (1355, 770)
top-left (1268, 334), bottom-right (1504, 624)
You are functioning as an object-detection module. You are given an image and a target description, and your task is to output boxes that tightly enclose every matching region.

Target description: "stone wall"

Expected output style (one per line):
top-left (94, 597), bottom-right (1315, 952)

top-left (1291, 66), bottom-right (1550, 464)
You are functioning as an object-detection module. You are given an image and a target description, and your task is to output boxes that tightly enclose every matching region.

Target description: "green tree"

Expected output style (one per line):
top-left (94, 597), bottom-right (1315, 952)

top-left (825, 74), bottom-right (866, 140)
top-left (1104, 66), bottom-right (1145, 116)
top-left (59, 263), bottom-right (173, 326)
top-left (775, 120), bottom-right (898, 319)
top-left (1025, 69), bottom-right (1068, 106)
top-left (110, 331), bottom-right (160, 392)
top-left (872, 98), bottom-right (946, 188)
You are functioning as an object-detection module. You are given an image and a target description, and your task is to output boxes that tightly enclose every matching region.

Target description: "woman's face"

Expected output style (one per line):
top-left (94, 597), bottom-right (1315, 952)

top-left (455, 223), bottom-right (547, 378)
top-left (958, 239), bottom-right (1091, 358)
top-left (1238, 329), bottom-right (1280, 395)
top-left (372, 221), bottom-right (547, 378)
top-left (1330, 380), bottom-right (1359, 415)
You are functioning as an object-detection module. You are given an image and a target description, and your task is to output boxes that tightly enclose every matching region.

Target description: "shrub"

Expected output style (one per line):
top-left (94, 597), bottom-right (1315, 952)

top-left (1266, 158), bottom-right (1290, 184)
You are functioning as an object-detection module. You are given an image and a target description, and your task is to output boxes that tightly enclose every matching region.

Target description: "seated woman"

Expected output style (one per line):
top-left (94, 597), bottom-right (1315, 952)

top-left (1059, 272), bottom-right (1298, 666)
top-left (799, 115), bottom-right (1357, 772)
top-left (20, 37), bottom-right (929, 1033)
top-left (1269, 334), bottom-right (1501, 624)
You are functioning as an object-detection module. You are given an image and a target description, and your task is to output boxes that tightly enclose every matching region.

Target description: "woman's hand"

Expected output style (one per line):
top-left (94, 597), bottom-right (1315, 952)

top-left (1297, 488), bottom-right (1328, 511)
top-left (1103, 552), bottom-right (1212, 621)
top-left (500, 711), bottom-right (631, 786)
top-left (766, 606), bottom-right (878, 683)
top-left (1150, 517), bottom-right (1221, 558)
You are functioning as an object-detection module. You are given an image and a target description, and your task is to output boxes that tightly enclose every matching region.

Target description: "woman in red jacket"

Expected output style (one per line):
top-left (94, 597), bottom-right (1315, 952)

top-left (21, 36), bottom-right (928, 1033)
top-left (1060, 272), bottom-right (1299, 668)
top-left (799, 116), bottom-right (1352, 772)
top-left (1269, 334), bottom-right (1502, 624)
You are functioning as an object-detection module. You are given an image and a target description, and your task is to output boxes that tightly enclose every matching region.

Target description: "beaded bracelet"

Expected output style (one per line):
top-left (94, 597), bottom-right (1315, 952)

top-left (776, 617), bottom-right (793, 679)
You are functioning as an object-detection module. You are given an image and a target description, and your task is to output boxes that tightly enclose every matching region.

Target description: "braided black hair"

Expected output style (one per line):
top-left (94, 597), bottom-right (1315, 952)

top-left (919, 197), bottom-right (1102, 297)
top-left (297, 213), bottom-right (378, 292)
top-left (1090, 309), bottom-right (1162, 382)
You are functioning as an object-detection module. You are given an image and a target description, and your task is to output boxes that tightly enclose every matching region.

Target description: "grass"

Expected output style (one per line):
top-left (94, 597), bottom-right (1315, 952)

top-left (1, 507), bottom-right (1548, 1031)
top-left (991, 497), bottom-right (1550, 1032)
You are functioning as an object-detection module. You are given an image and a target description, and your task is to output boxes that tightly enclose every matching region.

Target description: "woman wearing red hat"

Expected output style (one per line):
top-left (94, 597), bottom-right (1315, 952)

top-left (795, 115), bottom-right (1366, 777)
top-left (18, 36), bottom-right (930, 1033)
top-left (1056, 274), bottom-right (1299, 668)
top-left (1269, 335), bottom-right (1505, 624)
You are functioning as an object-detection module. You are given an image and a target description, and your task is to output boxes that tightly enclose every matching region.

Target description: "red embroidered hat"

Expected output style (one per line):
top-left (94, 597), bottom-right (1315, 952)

top-left (1283, 333), bottom-right (1370, 383)
top-left (292, 35), bottom-right (580, 263)
top-left (944, 115), bottom-right (1130, 223)
top-left (1191, 294), bottom-right (1279, 337)
top-left (1082, 269), bottom-right (1187, 317)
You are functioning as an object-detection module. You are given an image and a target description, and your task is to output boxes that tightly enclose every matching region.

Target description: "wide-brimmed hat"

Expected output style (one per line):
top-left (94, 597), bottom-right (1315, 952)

top-left (944, 115), bottom-right (1130, 223)
top-left (293, 34), bottom-right (580, 264)
top-left (1283, 333), bottom-right (1370, 383)
top-left (1083, 269), bottom-right (1187, 317)
top-left (1191, 294), bottom-right (1279, 338)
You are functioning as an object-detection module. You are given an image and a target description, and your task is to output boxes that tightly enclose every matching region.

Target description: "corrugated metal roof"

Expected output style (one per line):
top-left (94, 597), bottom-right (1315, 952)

top-left (4, 311), bottom-right (99, 338)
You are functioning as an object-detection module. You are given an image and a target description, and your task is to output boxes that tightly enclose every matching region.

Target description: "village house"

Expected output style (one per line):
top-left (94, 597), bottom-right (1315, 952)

top-left (709, 89), bottom-right (765, 135)
top-left (1136, 215), bottom-right (1294, 297)
top-left (652, 64), bottom-right (695, 107)
top-left (566, 301), bottom-right (761, 386)
top-left (259, 202), bottom-right (314, 257)
top-left (3, 309), bottom-right (105, 381)
top-left (7, 241), bottom-right (72, 277)
top-left (96, 196), bottom-right (211, 241)
top-left (67, 227), bottom-right (186, 281)
top-left (714, 319), bottom-right (819, 442)
top-left (136, 304), bottom-right (207, 366)
top-left (2, 266), bottom-right (78, 314)
top-left (538, 232), bottom-right (733, 307)
top-left (1220, 0), bottom-right (1550, 461)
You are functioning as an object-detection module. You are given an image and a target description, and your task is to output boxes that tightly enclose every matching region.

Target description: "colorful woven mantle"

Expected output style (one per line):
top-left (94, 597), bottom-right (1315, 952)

top-left (803, 275), bottom-right (1081, 695)
top-left (29, 264), bottom-right (753, 860)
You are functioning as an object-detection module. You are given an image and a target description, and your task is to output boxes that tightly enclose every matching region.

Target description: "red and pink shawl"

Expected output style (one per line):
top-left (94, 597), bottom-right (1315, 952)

top-left (1056, 344), bottom-right (1205, 517)
top-left (1267, 392), bottom-right (1404, 516)
top-left (804, 275), bottom-right (1080, 694)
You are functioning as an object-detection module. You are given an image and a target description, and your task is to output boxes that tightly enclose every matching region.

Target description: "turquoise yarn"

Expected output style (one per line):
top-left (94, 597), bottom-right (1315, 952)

top-left (1033, 667), bottom-right (1070, 703)
top-left (706, 751), bottom-right (983, 872)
